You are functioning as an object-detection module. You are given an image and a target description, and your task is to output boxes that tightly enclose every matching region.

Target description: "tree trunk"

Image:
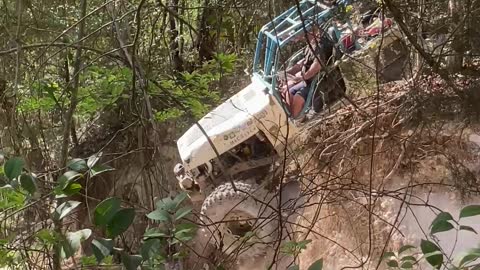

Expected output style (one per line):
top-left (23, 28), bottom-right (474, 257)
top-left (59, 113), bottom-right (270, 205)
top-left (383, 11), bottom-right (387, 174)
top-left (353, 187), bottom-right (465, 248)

top-left (169, 0), bottom-right (183, 72)
top-left (196, 0), bottom-right (216, 63)
top-left (446, 0), bottom-right (464, 71)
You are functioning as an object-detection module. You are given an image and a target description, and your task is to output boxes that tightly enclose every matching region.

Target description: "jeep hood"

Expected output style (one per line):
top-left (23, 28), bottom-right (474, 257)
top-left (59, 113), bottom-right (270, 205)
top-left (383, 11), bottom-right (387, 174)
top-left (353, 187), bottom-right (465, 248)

top-left (177, 76), bottom-right (295, 171)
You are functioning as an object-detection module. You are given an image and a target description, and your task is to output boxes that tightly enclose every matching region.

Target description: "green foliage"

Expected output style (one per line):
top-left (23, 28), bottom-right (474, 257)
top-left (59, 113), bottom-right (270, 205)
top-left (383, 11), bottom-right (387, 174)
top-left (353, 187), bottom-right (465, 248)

top-left (91, 238), bottom-right (114, 263)
top-left (93, 197), bottom-right (121, 226)
top-left (152, 53), bottom-right (237, 122)
top-left (4, 157), bottom-right (25, 181)
top-left (382, 206), bottom-right (480, 269)
top-left (421, 239), bottom-right (443, 269)
top-left (460, 205), bottom-right (480, 219)
top-left (281, 239), bottom-right (312, 257)
top-left (77, 67), bottom-right (132, 119)
top-left (308, 259), bottom-right (323, 270)
top-left (53, 200), bottom-right (81, 221)
top-left (106, 208), bottom-right (135, 238)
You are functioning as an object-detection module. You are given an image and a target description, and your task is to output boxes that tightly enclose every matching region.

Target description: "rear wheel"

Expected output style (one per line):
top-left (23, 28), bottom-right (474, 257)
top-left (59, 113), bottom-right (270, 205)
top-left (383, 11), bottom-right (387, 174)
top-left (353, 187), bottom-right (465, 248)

top-left (200, 181), bottom-right (277, 260)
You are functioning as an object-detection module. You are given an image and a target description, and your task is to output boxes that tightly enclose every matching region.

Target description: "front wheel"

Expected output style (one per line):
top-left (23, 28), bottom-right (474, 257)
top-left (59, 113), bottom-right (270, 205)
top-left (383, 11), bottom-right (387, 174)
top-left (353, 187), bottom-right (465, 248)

top-left (200, 181), bottom-right (278, 260)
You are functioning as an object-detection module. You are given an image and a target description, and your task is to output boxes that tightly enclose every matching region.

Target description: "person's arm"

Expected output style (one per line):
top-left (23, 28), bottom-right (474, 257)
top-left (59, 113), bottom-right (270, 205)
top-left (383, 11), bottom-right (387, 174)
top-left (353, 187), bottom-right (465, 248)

top-left (302, 59), bottom-right (322, 81)
top-left (286, 59), bottom-right (305, 75)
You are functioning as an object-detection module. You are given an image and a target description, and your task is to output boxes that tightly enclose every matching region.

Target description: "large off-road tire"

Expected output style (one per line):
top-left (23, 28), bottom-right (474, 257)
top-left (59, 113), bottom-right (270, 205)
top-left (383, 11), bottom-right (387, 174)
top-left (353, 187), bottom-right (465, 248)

top-left (200, 181), bottom-right (278, 260)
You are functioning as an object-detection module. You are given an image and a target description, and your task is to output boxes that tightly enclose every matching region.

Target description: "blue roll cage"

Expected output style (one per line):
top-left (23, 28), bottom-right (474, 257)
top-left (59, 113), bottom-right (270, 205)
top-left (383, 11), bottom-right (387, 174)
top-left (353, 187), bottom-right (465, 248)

top-left (252, 0), bottom-right (353, 117)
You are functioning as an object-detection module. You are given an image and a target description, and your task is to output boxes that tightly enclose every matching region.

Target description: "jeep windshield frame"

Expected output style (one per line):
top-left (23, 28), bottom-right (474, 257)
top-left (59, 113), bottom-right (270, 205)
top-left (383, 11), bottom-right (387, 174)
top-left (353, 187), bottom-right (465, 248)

top-left (252, 0), bottom-right (351, 116)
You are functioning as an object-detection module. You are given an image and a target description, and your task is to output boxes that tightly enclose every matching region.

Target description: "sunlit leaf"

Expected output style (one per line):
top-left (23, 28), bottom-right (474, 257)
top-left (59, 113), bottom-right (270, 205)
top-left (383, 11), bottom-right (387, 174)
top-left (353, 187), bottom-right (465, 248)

top-left (63, 182), bottom-right (82, 196)
top-left (89, 164), bottom-right (114, 177)
top-left (147, 209), bottom-right (170, 222)
top-left (53, 201), bottom-right (81, 221)
top-left (87, 152), bottom-right (103, 168)
top-left (67, 158), bottom-right (88, 172)
top-left (57, 171), bottom-right (82, 190)
top-left (91, 238), bottom-right (114, 263)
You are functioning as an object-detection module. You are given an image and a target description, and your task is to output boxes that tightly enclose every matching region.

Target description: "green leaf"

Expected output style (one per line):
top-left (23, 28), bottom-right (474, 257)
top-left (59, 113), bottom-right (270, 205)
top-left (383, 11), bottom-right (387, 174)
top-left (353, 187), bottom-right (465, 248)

top-left (67, 158), bottom-right (88, 172)
top-left (399, 245), bottom-right (416, 254)
top-left (156, 197), bottom-right (176, 211)
top-left (87, 152), bottom-right (102, 168)
top-left (460, 205), bottom-right (480, 219)
top-left (140, 238), bottom-right (162, 260)
top-left (174, 223), bottom-right (197, 235)
top-left (53, 201), bottom-right (81, 221)
top-left (91, 238), bottom-right (114, 263)
top-left (287, 266), bottom-right (300, 270)
top-left (173, 192), bottom-right (188, 207)
top-left (143, 228), bottom-right (167, 239)
top-left (4, 157), bottom-right (25, 180)
top-left (459, 248), bottom-right (480, 267)
top-left (431, 220), bottom-right (454, 234)
top-left (36, 229), bottom-right (57, 245)
top-left (89, 164), bottom-right (114, 177)
top-left (94, 197), bottom-right (121, 226)
top-left (308, 259), bottom-right (323, 270)
top-left (63, 182), bottom-right (82, 196)
top-left (459, 225), bottom-right (477, 234)
top-left (174, 206), bottom-right (192, 221)
top-left (386, 260), bottom-right (399, 267)
top-left (121, 254), bottom-right (143, 270)
top-left (431, 212), bottom-right (454, 226)
top-left (81, 255), bottom-right (97, 266)
top-left (62, 229), bottom-right (92, 259)
top-left (420, 239), bottom-right (443, 269)
top-left (147, 209), bottom-right (170, 222)
top-left (106, 208), bottom-right (135, 238)
top-left (19, 174), bottom-right (36, 194)
top-left (401, 256), bottom-right (416, 262)
top-left (57, 171), bottom-right (82, 190)
top-left (382, 251), bottom-right (396, 260)
top-left (400, 261), bottom-right (413, 269)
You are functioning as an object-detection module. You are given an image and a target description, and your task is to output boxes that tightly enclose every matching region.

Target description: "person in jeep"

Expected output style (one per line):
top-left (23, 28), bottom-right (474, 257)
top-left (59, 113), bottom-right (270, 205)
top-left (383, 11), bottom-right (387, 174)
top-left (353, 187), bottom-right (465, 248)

top-left (279, 26), bottom-right (336, 117)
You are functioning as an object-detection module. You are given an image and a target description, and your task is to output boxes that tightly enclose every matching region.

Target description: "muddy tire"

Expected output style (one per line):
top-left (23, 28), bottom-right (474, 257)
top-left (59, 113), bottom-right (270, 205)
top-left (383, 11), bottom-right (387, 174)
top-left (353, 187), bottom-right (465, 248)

top-left (200, 181), bottom-right (278, 259)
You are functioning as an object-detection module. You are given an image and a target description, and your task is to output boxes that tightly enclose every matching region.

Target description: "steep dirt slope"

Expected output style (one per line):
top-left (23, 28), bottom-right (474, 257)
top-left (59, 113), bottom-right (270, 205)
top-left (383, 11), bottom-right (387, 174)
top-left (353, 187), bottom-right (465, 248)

top-left (292, 74), bottom-right (480, 269)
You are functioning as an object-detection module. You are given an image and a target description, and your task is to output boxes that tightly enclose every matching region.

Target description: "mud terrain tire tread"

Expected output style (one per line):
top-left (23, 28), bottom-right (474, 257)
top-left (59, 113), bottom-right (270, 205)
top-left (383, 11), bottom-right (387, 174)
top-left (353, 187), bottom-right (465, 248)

top-left (200, 181), bottom-right (277, 257)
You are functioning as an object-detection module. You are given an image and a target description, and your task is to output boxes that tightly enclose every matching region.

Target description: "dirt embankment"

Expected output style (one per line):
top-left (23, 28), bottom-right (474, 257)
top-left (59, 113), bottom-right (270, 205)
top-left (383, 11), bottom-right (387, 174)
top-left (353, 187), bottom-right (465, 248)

top-left (293, 75), bottom-right (480, 269)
